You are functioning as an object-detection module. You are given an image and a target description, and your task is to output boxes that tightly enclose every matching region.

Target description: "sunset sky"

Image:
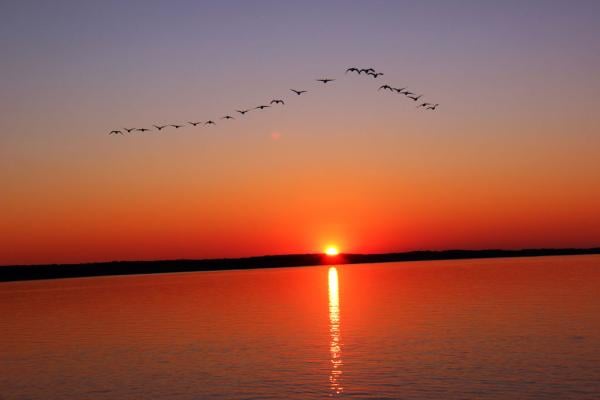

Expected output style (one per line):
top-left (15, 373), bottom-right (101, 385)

top-left (1, 1), bottom-right (599, 265)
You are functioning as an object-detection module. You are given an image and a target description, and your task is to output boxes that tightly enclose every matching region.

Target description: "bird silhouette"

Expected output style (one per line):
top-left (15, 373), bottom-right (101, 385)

top-left (107, 66), bottom-right (439, 136)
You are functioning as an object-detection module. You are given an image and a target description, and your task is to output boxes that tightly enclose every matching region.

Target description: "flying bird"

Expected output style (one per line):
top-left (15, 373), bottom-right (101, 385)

top-left (107, 65), bottom-right (438, 137)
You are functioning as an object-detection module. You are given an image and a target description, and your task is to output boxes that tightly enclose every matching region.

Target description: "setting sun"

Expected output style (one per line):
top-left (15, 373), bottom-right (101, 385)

top-left (325, 246), bottom-right (339, 256)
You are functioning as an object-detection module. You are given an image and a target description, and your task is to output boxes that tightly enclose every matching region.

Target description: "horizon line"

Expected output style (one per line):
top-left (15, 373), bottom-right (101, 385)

top-left (2, 247), bottom-right (599, 283)
top-left (2, 246), bottom-right (600, 269)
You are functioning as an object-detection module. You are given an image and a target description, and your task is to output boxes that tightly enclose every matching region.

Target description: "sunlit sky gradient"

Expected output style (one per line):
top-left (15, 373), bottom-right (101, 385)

top-left (1, 1), bottom-right (599, 265)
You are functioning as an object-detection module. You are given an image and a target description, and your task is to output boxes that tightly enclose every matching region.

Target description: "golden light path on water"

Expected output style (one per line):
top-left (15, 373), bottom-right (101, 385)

top-left (328, 266), bottom-right (343, 395)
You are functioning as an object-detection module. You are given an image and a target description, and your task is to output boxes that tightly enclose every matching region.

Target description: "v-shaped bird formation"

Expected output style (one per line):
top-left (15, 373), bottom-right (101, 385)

top-left (108, 66), bottom-right (439, 135)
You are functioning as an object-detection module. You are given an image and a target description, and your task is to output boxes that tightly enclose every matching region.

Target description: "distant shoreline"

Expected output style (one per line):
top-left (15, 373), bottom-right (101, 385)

top-left (1, 248), bottom-right (599, 283)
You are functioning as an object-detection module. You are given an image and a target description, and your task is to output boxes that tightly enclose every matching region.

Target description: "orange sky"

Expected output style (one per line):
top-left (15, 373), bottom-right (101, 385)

top-left (1, 2), bottom-right (599, 265)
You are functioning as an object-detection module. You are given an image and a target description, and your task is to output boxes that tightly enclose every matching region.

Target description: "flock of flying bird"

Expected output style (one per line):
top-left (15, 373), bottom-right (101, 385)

top-left (109, 66), bottom-right (439, 135)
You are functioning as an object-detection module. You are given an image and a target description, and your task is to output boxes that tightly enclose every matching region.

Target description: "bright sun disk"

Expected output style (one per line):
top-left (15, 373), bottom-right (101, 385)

top-left (325, 246), bottom-right (339, 256)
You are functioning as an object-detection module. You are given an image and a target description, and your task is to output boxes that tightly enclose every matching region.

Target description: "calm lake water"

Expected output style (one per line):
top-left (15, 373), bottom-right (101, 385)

top-left (1, 255), bottom-right (599, 399)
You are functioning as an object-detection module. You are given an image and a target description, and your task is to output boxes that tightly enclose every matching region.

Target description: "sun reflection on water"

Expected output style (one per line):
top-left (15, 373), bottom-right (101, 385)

top-left (328, 266), bottom-right (343, 395)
